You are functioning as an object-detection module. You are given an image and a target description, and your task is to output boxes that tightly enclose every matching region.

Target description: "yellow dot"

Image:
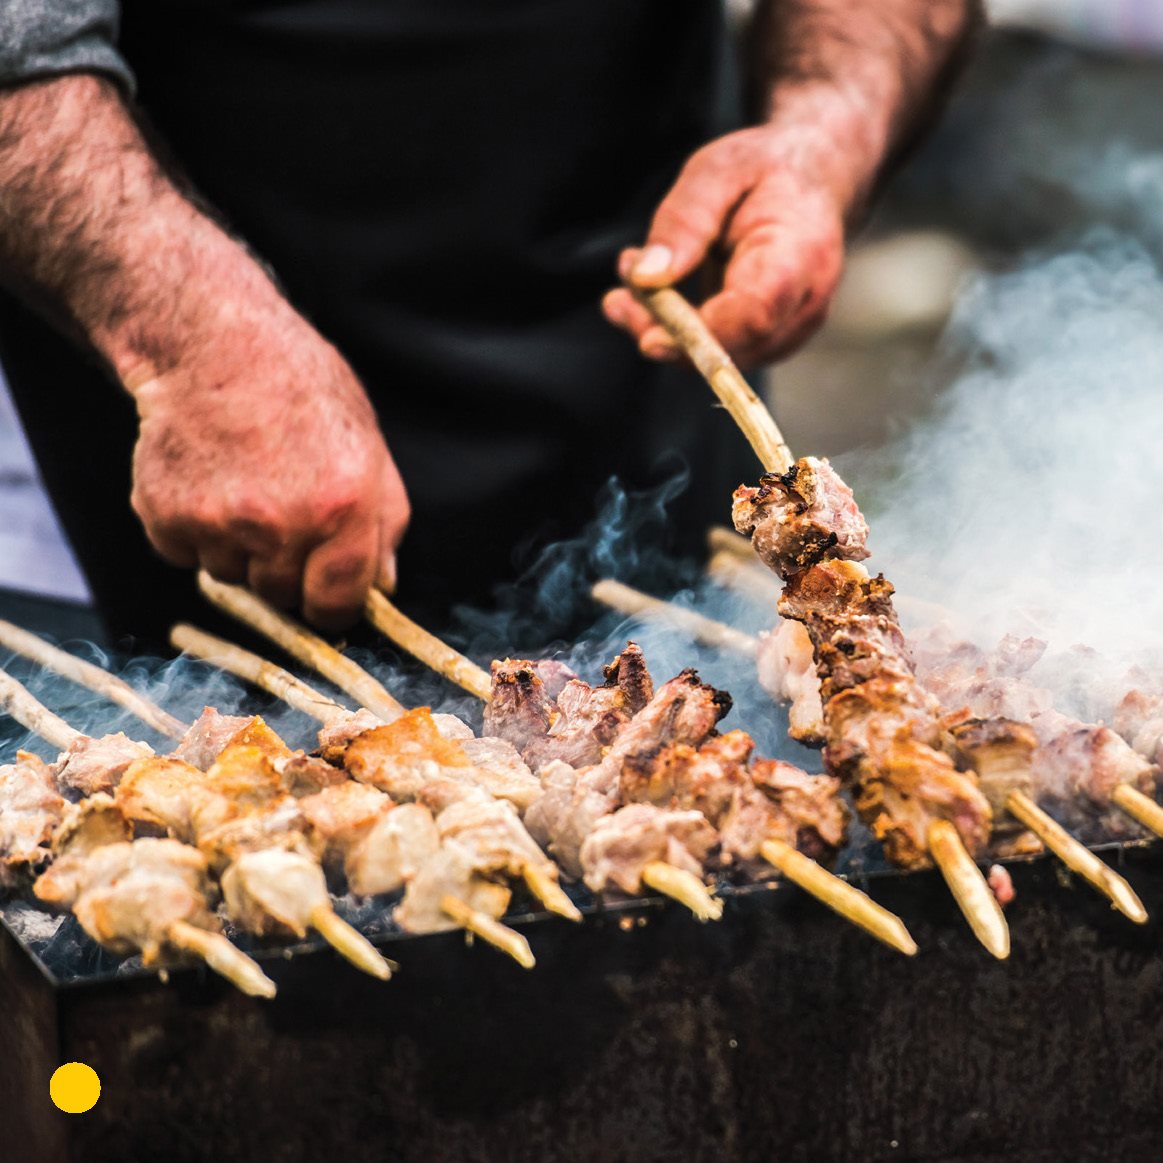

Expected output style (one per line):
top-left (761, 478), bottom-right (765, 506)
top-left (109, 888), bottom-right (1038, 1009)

top-left (49, 1062), bottom-right (101, 1114)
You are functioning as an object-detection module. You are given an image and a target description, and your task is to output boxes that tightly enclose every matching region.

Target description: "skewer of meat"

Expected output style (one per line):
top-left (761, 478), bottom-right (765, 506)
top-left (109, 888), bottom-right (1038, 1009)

top-left (366, 609), bottom-right (917, 953)
top-left (633, 286), bottom-right (1009, 955)
top-left (0, 669), bottom-right (277, 996)
top-left (0, 662), bottom-right (394, 978)
top-left (168, 624), bottom-right (570, 962)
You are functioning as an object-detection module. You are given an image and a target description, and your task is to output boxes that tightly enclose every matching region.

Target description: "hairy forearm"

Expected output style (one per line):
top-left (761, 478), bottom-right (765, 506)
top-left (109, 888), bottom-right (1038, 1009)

top-left (0, 74), bottom-right (283, 388)
top-left (749, 0), bottom-right (982, 214)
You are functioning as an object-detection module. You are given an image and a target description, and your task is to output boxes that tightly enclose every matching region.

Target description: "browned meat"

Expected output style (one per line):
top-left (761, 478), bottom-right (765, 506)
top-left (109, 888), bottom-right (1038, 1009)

top-left (482, 661), bottom-right (553, 752)
top-left (297, 781), bottom-right (392, 873)
top-left (172, 707), bottom-right (254, 769)
top-left (276, 753), bottom-right (349, 797)
top-left (1034, 725), bottom-right (1158, 840)
top-left (532, 659), bottom-right (579, 702)
top-left (732, 457), bottom-right (870, 576)
top-left (1113, 689), bottom-right (1163, 765)
top-left (0, 753), bottom-right (65, 886)
top-left (604, 643), bottom-right (654, 714)
top-left (317, 708), bottom-right (383, 763)
top-left (54, 732), bottom-right (153, 797)
top-left (580, 804), bottom-right (717, 895)
top-left (749, 758), bottom-right (848, 863)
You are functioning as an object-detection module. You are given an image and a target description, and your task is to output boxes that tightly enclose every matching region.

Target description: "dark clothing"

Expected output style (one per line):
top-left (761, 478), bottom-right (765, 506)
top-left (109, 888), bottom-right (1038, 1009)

top-left (0, 1), bottom-right (754, 650)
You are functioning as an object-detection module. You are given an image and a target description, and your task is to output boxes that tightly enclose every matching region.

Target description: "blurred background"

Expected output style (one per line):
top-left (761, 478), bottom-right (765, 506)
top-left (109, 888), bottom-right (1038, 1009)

top-left (3, 3), bottom-right (1162, 641)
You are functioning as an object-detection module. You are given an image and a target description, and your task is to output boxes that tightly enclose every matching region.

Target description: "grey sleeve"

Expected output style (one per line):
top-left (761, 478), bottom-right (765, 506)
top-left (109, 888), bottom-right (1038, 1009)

top-left (0, 1), bottom-right (134, 94)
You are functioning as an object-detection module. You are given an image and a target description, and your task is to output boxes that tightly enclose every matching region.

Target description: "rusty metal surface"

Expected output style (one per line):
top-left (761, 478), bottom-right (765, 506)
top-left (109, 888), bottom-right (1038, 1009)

top-left (3, 845), bottom-right (1163, 1163)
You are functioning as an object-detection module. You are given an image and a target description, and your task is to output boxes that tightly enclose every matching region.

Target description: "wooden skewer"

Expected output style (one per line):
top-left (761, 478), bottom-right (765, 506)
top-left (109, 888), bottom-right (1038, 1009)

top-left (0, 619), bottom-right (187, 740)
top-left (171, 624), bottom-right (345, 726)
top-left (0, 666), bottom-right (82, 752)
top-left (708, 526), bottom-right (758, 561)
top-left (640, 861), bottom-right (724, 922)
top-left (638, 285), bottom-right (1007, 954)
top-left (927, 820), bottom-right (1010, 959)
top-left (197, 572), bottom-right (404, 722)
top-left (633, 288), bottom-right (793, 474)
top-left (591, 579), bottom-right (758, 658)
top-left (365, 590), bottom-right (492, 702)
top-left (308, 903), bottom-right (396, 979)
top-left (759, 839), bottom-right (917, 956)
top-left (1006, 790), bottom-right (1148, 924)
top-left (166, 919), bottom-right (278, 998)
top-left (522, 865), bottom-right (583, 922)
top-left (1110, 783), bottom-right (1163, 841)
top-left (439, 894), bottom-right (536, 968)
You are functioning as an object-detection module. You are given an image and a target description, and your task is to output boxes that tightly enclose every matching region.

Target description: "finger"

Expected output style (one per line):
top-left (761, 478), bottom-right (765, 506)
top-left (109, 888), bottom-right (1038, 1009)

top-left (196, 540), bottom-right (249, 584)
top-left (626, 152), bottom-right (752, 288)
top-left (375, 460), bottom-right (409, 594)
top-left (602, 288), bottom-right (665, 342)
top-left (248, 546), bottom-right (310, 611)
top-left (302, 519), bottom-right (380, 631)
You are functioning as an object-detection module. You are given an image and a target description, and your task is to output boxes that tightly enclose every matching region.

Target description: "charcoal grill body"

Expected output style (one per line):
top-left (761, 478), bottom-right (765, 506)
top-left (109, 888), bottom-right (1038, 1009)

top-left (3, 849), bottom-right (1163, 1163)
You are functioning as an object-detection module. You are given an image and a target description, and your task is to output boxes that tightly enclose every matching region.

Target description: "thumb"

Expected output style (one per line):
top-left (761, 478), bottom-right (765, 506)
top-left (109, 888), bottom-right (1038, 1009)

top-left (624, 152), bottom-right (745, 289)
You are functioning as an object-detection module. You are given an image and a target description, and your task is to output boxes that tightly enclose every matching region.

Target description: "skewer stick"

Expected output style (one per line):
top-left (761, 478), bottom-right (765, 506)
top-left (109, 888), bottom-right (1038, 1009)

top-left (708, 526), bottom-right (758, 561)
top-left (591, 580), bottom-right (758, 658)
top-left (166, 920), bottom-right (278, 998)
top-left (759, 839), bottom-right (917, 956)
top-left (927, 820), bottom-right (1010, 959)
top-left (198, 572), bottom-right (404, 722)
top-left (308, 903), bottom-right (396, 979)
top-left (365, 590), bottom-right (491, 702)
top-left (631, 288), bottom-right (793, 474)
top-left (640, 861), bottom-right (724, 922)
top-left (522, 865), bottom-right (583, 922)
top-left (439, 894), bottom-right (536, 968)
top-left (0, 619), bottom-right (187, 740)
top-left (171, 624), bottom-right (345, 726)
top-left (1110, 783), bottom-right (1163, 841)
top-left (1005, 790), bottom-right (1148, 924)
top-left (0, 667), bottom-right (82, 752)
top-left (639, 285), bottom-right (1010, 950)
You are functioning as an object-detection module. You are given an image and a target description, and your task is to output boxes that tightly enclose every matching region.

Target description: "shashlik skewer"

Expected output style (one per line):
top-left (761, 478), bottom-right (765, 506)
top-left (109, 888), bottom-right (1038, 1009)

top-left (374, 615), bottom-right (916, 953)
top-left (168, 629), bottom-right (572, 963)
top-left (169, 623), bottom-right (576, 929)
top-left (635, 285), bottom-right (1008, 957)
top-left (0, 671), bottom-right (277, 996)
top-left (1, 664), bottom-right (393, 978)
top-left (0, 618), bottom-right (187, 739)
top-left (594, 577), bottom-right (1153, 923)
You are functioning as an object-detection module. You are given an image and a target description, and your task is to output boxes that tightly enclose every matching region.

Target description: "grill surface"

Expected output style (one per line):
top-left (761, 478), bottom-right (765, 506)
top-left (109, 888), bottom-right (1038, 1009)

top-left (3, 844), bottom-right (1163, 1163)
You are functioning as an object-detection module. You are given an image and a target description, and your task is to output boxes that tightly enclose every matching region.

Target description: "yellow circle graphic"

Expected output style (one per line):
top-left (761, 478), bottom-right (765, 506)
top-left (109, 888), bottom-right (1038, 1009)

top-left (49, 1062), bottom-right (101, 1114)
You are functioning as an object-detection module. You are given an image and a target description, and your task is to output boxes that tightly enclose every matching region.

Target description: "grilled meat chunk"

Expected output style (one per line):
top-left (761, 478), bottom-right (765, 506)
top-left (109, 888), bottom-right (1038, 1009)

top-left (580, 804), bottom-right (717, 895)
top-left (0, 753), bottom-right (65, 886)
top-left (54, 731), bottom-right (153, 797)
top-left (733, 457), bottom-right (870, 576)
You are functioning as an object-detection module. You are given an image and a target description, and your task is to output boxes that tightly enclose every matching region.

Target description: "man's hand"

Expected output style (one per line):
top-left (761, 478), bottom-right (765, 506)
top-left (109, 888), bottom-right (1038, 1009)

top-left (604, 0), bottom-right (980, 369)
top-left (0, 74), bottom-right (407, 628)
top-left (603, 122), bottom-right (846, 368)
top-left (129, 287), bottom-right (409, 629)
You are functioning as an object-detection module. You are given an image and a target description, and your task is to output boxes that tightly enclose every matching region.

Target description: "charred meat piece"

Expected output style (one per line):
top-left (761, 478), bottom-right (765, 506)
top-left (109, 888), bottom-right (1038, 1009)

top-left (483, 661), bottom-right (554, 753)
top-left (732, 457), bottom-right (870, 577)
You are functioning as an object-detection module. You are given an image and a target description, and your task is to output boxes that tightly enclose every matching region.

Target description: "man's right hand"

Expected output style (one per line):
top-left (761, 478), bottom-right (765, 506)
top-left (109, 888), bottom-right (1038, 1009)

top-left (0, 74), bottom-right (408, 629)
top-left (129, 284), bottom-right (410, 629)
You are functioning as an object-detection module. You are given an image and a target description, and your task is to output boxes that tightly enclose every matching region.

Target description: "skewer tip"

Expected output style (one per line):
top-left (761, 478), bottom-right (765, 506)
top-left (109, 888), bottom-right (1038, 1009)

top-left (440, 894), bottom-right (536, 968)
top-left (759, 839), bottom-right (918, 956)
top-left (641, 861), bottom-right (724, 922)
top-left (309, 904), bottom-right (396, 979)
top-left (927, 821), bottom-right (1010, 960)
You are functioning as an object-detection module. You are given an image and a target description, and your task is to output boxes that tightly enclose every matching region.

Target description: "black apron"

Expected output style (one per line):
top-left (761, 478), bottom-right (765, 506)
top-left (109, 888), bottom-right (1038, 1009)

top-left (0, 0), bottom-right (754, 650)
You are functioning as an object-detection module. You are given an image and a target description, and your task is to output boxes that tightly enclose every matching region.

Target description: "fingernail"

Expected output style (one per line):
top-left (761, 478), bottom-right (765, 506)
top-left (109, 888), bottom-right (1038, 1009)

top-left (378, 553), bottom-right (397, 595)
top-left (633, 245), bottom-right (673, 281)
